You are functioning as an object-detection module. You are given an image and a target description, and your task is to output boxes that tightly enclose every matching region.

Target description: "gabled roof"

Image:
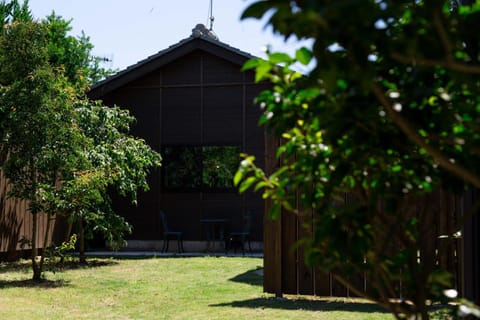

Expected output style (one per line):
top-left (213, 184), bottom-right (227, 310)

top-left (89, 25), bottom-right (255, 99)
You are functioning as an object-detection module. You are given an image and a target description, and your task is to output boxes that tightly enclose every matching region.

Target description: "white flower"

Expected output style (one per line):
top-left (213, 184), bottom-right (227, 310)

top-left (458, 305), bottom-right (470, 317)
top-left (389, 91), bottom-right (400, 98)
top-left (274, 92), bottom-right (281, 103)
top-left (443, 289), bottom-right (458, 299)
top-left (319, 144), bottom-right (329, 152)
top-left (440, 92), bottom-right (451, 101)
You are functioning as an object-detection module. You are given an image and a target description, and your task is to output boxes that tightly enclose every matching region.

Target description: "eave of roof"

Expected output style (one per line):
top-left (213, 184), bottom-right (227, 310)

top-left (88, 34), bottom-right (256, 99)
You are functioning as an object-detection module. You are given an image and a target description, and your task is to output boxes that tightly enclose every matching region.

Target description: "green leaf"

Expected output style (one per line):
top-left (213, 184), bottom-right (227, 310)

top-left (254, 181), bottom-right (268, 192)
top-left (268, 52), bottom-right (292, 64)
top-left (239, 176), bottom-right (257, 193)
top-left (233, 170), bottom-right (243, 186)
top-left (392, 165), bottom-right (402, 172)
top-left (336, 79), bottom-right (347, 90)
top-left (255, 62), bottom-right (272, 82)
top-left (269, 204), bottom-right (281, 220)
top-left (241, 1), bottom-right (272, 19)
top-left (242, 58), bottom-right (260, 71)
top-left (295, 47), bottom-right (312, 65)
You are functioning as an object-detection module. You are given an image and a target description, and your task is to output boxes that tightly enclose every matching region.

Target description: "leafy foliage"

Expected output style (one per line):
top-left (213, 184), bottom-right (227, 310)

top-left (0, 10), bottom-right (160, 278)
top-left (237, 1), bottom-right (480, 319)
top-left (0, 0), bottom-right (32, 24)
top-left (42, 13), bottom-right (114, 85)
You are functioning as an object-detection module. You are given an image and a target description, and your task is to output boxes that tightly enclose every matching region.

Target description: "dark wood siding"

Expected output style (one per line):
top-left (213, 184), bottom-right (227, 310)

top-left (0, 171), bottom-right (60, 260)
top-left (96, 47), bottom-right (266, 242)
top-left (263, 173), bottom-right (478, 303)
top-left (162, 87), bottom-right (202, 145)
top-left (162, 52), bottom-right (201, 86)
top-left (463, 190), bottom-right (480, 304)
top-left (263, 134), bottom-right (478, 302)
top-left (203, 86), bottom-right (242, 143)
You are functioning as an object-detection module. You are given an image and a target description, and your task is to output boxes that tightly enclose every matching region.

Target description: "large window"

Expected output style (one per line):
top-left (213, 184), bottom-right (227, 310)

top-left (162, 145), bottom-right (240, 190)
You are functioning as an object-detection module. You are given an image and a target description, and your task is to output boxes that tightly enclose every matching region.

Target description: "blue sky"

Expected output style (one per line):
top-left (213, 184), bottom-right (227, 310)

top-left (27, 0), bottom-right (310, 72)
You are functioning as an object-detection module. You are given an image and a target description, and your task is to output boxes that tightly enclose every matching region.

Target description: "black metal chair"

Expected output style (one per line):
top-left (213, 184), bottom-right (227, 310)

top-left (160, 210), bottom-right (184, 253)
top-left (225, 210), bottom-right (253, 255)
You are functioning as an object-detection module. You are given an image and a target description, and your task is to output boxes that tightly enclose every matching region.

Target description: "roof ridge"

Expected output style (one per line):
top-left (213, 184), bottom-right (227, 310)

top-left (90, 34), bottom-right (255, 92)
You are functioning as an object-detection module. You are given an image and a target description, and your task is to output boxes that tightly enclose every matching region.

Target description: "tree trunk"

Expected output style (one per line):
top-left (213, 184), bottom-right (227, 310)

top-left (38, 212), bottom-right (53, 276)
top-left (31, 211), bottom-right (41, 281)
top-left (78, 219), bottom-right (86, 264)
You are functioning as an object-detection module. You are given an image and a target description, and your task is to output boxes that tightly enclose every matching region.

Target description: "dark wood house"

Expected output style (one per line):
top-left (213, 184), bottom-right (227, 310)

top-left (88, 24), bottom-right (269, 251)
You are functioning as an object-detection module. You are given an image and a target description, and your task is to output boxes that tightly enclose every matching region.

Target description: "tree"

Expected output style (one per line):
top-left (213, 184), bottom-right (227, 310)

top-left (0, 21), bottom-right (84, 280)
top-left (1, 0), bottom-right (112, 85)
top-left (69, 100), bottom-right (161, 262)
top-left (236, 1), bottom-right (480, 319)
top-left (0, 19), bottom-right (160, 279)
top-left (42, 12), bottom-right (113, 85)
top-left (0, 0), bottom-right (32, 24)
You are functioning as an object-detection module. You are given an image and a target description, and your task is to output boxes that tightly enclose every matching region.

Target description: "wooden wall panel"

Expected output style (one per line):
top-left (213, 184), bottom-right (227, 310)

top-left (162, 51), bottom-right (202, 85)
top-left (281, 209), bottom-right (298, 294)
top-left (107, 88), bottom-right (162, 240)
top-left (203, 86), bottom-right (242, 144)
top-left (297, 210), bottom-right (314, 295)
top-left (203, 54), bottom-right (243, 84)
top-left (263, 134), bottom-right (281, 295)
top-left (162, 87), bottom-right (202, 145)
top-left (1, 171), bottom-right (58, 259)
top-left (243, 192), bottom-right (265, 241)
top-left (462, 190), bottom-right (480, 304)
top-left (129, 71), bottom-right (161, 87)
top-left (126, 88), bottom-right (161, 150)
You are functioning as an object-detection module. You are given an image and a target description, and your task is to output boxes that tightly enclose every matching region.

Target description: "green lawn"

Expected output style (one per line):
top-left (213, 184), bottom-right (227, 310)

top-left (0, 256), bottom-right (393, 320)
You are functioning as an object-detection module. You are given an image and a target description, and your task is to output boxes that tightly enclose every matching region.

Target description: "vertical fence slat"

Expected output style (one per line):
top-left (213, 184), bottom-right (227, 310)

top-left (297, 209), bottom-right (314, 295)
top-left (281, 208), bottom-right (298, 294)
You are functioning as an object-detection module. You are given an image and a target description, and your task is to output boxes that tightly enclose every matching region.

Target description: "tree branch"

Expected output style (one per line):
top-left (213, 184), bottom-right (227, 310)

top-left (390, 52), bottom-right (480, 74)
top-left (372, 83), bottom-right (480, 189)
top-left (433, 8), bottom-right (453, 61)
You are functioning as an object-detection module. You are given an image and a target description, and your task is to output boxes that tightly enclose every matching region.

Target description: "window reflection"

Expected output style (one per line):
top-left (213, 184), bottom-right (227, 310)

top-left (163, 146), bottom-right (240, 190)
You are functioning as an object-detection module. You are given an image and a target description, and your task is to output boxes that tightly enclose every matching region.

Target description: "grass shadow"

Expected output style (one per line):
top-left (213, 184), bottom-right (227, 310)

top-left (0, 278), bottom-right (69, 289)
top-left (0, 258), bottom-right (119, 274)
top-left (0, 260), bottom-right (32, 273)
top-left (52, 258), bottom-right (119, 271)
top-left (228, 267), bottom-right (263, 287)
top-left (211, 297), bottom-right (390, 314)
top-left (0, 258), bottom-right (118, 288)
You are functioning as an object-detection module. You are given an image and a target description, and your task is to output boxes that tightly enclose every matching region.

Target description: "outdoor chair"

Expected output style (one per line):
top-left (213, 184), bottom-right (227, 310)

top-left (160, 210), bottom-right (184, 253)
top-left (225, 210), bottom-right (252, 255)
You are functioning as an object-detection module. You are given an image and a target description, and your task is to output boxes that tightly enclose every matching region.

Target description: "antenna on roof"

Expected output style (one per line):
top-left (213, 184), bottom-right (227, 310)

top-left (207, 0), bottom-right (215, 31)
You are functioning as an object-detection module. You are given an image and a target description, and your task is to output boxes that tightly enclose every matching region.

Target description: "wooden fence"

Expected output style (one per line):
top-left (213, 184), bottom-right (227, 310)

top-left (263, 138), bottom-right (479, 303)
top-left (0, 171), bottom-right (59, 261)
